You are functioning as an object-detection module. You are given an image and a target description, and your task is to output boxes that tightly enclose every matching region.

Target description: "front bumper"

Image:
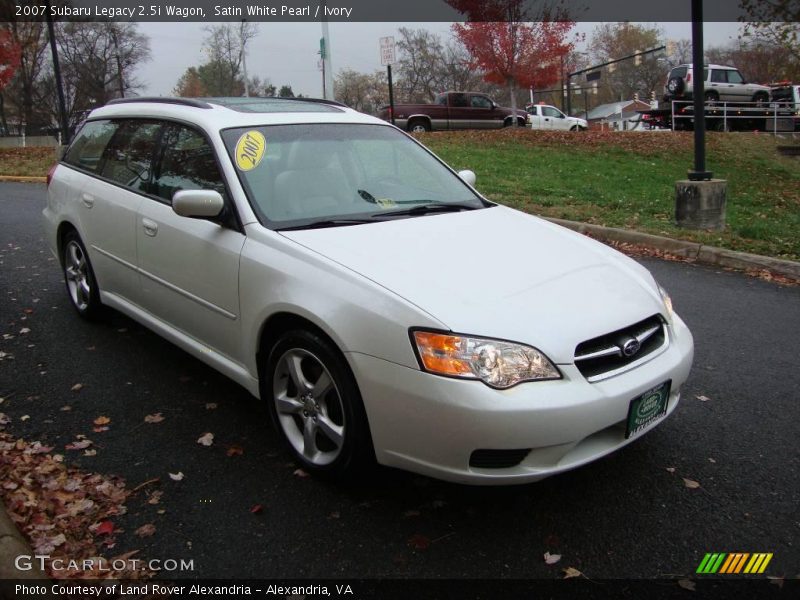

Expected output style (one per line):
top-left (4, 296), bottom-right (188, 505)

top-left (348, 314), bottom-right (694, 485)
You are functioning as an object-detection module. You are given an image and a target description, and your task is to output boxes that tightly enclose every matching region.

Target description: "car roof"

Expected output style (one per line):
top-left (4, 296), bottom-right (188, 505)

top-left (88, 96), bottom-right (386, 131)
top-left (676, 64), bottom-right (738, 70)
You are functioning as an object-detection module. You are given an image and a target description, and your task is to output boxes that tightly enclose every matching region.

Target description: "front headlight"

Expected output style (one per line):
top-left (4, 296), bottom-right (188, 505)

top-left (657, 284), bottom-right (674, 324)
top-left (411, 330), bottom-right (561, 389)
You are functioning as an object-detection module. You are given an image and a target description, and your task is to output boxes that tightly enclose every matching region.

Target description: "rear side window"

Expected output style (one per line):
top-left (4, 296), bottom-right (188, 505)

top-left (63, 120), bottom-right (118, 173)
top-left (669, 67), bottom-right (687, 79)
top-left (100, 120), bottom-right (162, 193)
top-left (152, 124), bottom-right (227, 204)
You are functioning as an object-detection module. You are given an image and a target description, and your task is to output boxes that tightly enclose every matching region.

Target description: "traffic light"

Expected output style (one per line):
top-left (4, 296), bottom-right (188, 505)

top-left (634, 92), bottom-right (639, 102)
top-left (650, 90), bottom-right (656, 102)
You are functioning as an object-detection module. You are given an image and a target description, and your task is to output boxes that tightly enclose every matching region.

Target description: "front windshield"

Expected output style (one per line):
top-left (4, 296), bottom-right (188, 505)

top-left (221, 123), bottom-right (486, 229)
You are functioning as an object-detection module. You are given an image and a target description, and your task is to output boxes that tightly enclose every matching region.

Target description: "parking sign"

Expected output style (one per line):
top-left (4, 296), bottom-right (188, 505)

top-left (380, 37), bottom-right (396, 66)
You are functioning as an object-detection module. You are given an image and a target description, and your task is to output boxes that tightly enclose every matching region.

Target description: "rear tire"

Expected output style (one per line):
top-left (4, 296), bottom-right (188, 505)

top-left (408, 119), bottom-right (430, 133)
top-left (61, 230), bottom-right (102, 320)
top-left (704, 90), bottom-right (719, 104)
top-left (264, 329), bottom-right (373, 479)
top-left (752, 91), bottom-right (769, 106)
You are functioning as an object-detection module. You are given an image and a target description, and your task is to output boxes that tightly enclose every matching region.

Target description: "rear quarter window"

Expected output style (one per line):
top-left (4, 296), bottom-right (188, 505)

top-left (63, 120), bottom-right (118, 173)
top-left (669, 67), bottom-right (687, 79)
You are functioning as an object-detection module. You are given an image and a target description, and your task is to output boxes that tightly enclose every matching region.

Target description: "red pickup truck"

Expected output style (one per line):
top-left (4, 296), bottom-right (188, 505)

top-left (379, 91), bottom-right (528, 132)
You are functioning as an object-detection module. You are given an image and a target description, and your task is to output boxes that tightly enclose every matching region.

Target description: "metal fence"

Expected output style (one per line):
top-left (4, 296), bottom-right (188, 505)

top-left (670, 100), bottom-right (799, 134)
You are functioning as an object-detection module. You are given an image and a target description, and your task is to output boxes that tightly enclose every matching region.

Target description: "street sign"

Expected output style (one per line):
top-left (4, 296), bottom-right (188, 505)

top-left (380, 36), bottom-right (396, 66)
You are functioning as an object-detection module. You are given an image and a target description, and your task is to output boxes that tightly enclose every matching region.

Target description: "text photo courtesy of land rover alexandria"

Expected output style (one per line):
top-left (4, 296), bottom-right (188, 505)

top-left (43, 96), bottom-right (694, 485)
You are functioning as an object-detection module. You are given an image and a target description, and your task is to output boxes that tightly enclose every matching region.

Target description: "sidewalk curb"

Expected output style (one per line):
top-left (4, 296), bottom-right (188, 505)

top-left (0, 499), bottom-right (51, 587)
top-left (0, 176), bottom-right (46, 183)
top-left (545, 217), bottom-right (800, 281)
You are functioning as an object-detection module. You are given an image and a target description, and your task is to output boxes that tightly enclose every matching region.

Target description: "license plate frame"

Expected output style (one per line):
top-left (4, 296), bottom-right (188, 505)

top-left (625, 380), bottom-right (671, 439)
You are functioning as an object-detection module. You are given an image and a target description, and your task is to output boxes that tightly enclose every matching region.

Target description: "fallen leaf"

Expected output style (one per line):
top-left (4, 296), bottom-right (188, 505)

top-left (695, 395), bottom-right (711, 402)
top-left (678, 579), bottom-right (696, 591)
top-left (544, 551), bottom-right (562, 565)
top-left (197, 432), bottom-right (214, 446)
top-left (205, 403), bottom-right (217, 410)
top-left (328, 511), bottom-right (340, 519)
top-left (134, 523), bottom-right (156, 537)
top-left (250, 504), bottom-right (263, 514)
top-left (147, 490), bottom-right (163, 505)
top-left (19, 327), bottom-right (30, 334)
top-left (83, 449), bottom-right (97, 456)
top-left (708, 458), bottom-right (716, 463)
top-left (226, 445), bottom-right (244, 457)
top-left (93, 416), bottom-right (111, 426)
top-left (92, 426), bottom-right (109, 433)
top-left (168, 471), bottom-right (184, 481)
top-left (431, 500), bottom-right (447, 508)
top-left (20, 415), bottom-right (30, 421)
top-left (60, 405), bottom-right (71, 411)
top-left (144, 413), bottom-right (164, 424)
top-left (95, 521), bottom-right (114, 535)
top-left (407, 534), bottom-right (431, 550)
top-left (86, 346), bottom-right (96, 351)
top-left (666, 467), bottom-right (676, 473)
top-left (293, 468), bottom-right (309, 478)
top-left (563, 567), bottom-right (582, 579)
top-left (65, 439), bottom-right (92, 450)
top-left (683, 478), bottom-right (701, 489)
top-left (71, 383), bottom-right (84, 392)
top-left (0, 413), bottom-right (10, 425)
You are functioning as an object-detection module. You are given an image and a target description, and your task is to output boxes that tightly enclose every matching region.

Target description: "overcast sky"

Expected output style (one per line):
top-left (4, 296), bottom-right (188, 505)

top-left (137, 22), bottom-right (743, 97)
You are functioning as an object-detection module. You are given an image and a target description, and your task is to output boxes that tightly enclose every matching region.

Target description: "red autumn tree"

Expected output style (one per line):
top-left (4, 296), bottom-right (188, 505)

top-left (0, 28), bottom-right (22, 91)
top-left (450, 0), bottom-right (577, 124)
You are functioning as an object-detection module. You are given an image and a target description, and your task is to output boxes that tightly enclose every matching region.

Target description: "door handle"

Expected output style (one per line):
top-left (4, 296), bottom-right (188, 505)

top-left (81, 193), bottom-right (94, 208)
top-left (142, 218), bottom-right (158, 237)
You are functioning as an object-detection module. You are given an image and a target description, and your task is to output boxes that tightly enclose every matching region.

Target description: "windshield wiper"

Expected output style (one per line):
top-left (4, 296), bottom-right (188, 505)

top-left (276, 218), bottom-right (375, 231)
top-left (374, 202), bottom-right (481, 218)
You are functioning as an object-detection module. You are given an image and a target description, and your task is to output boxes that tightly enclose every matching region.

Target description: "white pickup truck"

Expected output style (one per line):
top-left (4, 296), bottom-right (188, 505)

top-left (526, 104), bottom-right (588, 131)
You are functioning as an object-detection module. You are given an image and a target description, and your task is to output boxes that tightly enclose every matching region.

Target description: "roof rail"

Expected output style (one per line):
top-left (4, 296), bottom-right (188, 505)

top-left (105, 97), bottom-right (213, 109)
top-left (204, 96), bottom-right (348, 109)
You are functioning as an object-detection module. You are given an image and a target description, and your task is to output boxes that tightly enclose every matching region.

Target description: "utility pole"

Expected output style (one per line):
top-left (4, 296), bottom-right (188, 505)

top-left (320, 1), bottom-right (334, 100)
top-left (241, 20), bottom-right (250, 97)
top-left (45, 1), bottom-right (69, 145)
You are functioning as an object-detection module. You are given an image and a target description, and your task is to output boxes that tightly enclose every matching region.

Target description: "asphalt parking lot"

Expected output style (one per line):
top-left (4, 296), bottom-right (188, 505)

top-left (1, 183), bottom-right (798, 587)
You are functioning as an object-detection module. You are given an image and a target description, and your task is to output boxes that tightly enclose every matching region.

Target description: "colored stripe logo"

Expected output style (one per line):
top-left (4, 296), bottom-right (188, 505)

top-left (696, 553), bottom-right (773, 574)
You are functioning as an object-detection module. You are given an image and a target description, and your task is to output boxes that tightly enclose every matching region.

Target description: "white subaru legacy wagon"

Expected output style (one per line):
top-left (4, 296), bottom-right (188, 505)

top-left (43, 97), bottom-right (693, 484)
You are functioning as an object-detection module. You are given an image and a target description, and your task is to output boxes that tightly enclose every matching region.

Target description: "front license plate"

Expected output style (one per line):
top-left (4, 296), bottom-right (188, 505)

top-left (625, 380), bottom-right (671, 439)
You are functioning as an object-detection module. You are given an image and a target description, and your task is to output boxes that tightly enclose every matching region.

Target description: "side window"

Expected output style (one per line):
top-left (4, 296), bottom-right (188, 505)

top-left (542, 106), bottom-right (563, 118)
top-left (670, 67), bottom-right (687, 79)
top-left (470, 95), bottom-right (492, 109)
top-left (152, 124), bottom-right (227, 204)
top-left (727, 70), bottom-right (744, 84)
top-left (100, 120), bottom-right (161, 194)
top-left (63, 120), bottom-right (118, 173)
top-left (711, 70), bottom-right (727, 83)
top-left (450, 93), bottom-right (469, 107)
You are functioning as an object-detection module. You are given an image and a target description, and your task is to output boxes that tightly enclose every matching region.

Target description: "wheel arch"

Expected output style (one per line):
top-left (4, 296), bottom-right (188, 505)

top-left (56, 221), bottom-right (79, 266)
top-left (405, 115), bottom-right (432, 131)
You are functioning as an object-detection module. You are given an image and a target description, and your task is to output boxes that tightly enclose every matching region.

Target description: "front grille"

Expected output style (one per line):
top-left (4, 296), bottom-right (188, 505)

top-left (469, 449), bottom-right (531, 469)
top-left (574, 315), bottom-right (666, 381)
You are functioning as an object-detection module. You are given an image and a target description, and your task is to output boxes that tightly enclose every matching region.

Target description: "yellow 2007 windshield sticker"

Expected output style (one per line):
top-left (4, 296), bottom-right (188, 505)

top-left (235, 130), bottom-right (266, 171)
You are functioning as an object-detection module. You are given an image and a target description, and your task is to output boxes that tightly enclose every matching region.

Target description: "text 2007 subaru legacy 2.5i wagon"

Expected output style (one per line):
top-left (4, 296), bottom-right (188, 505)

top-left (43, 97), bottom-right (694, 484)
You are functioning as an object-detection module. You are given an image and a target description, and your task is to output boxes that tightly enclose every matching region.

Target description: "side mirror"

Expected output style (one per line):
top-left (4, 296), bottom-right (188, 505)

top-left (492, 101), bottom-right (498, 109)
top-left (172, 190), bottom-right (224, 218)
top-left (458, 169), bottom-right (476, 186)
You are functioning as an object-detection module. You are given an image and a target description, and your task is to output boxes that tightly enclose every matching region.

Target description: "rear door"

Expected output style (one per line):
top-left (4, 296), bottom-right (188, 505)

top-left (62, 119), bottom-right (153, 304)
top-left (135, 122), bottom-right (245, 361)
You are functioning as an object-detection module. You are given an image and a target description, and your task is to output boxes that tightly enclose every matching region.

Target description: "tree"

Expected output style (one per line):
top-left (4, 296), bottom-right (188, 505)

top-left (740, 0), bottom-right (800, 68)
top-left (452, 1), bottom-right (577, 124)
top-left (588, 23), bottom-right (663, 105)
top-left (706, 39), bottom-right (798, 84)
top-left (55, 22), bottom-right (151, 129)
top-left (0, 28), bottom-right (21, 134)
top-left (199, 22), bottom-right (258, 96)
top-left (334, 69), bottom-right (387, 114)
top-left (173, 67), bottom-right (206, 97)
top-left (3, 21), bottom-right (49, 134)
top-left (278, 84), bottom-right (295, 98)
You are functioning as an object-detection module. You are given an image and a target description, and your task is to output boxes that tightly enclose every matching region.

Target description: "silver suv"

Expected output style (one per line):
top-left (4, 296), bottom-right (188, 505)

top-left (664, 64), bottom-right (771, 104)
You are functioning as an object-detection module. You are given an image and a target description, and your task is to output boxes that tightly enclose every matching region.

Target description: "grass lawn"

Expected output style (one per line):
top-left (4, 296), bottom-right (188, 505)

top-left (2, 131), bottom-right (799, 260)
top-left (421, 129), bottom-right (800, 261)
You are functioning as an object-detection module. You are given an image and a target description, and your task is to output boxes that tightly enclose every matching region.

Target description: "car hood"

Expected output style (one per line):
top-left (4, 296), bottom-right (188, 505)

top-left (281, 206), bottom-right (666, 364)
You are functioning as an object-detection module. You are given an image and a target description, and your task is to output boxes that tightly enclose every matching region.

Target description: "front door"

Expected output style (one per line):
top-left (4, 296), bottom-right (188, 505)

top-left (136, 122), bottom-right (245, 362)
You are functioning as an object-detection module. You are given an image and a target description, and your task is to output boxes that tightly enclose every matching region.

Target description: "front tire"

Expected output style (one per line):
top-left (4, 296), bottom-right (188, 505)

top-left (62, 230), bottom-right (102, 320)
top-left (265, 329), bottom-right (373, 478)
